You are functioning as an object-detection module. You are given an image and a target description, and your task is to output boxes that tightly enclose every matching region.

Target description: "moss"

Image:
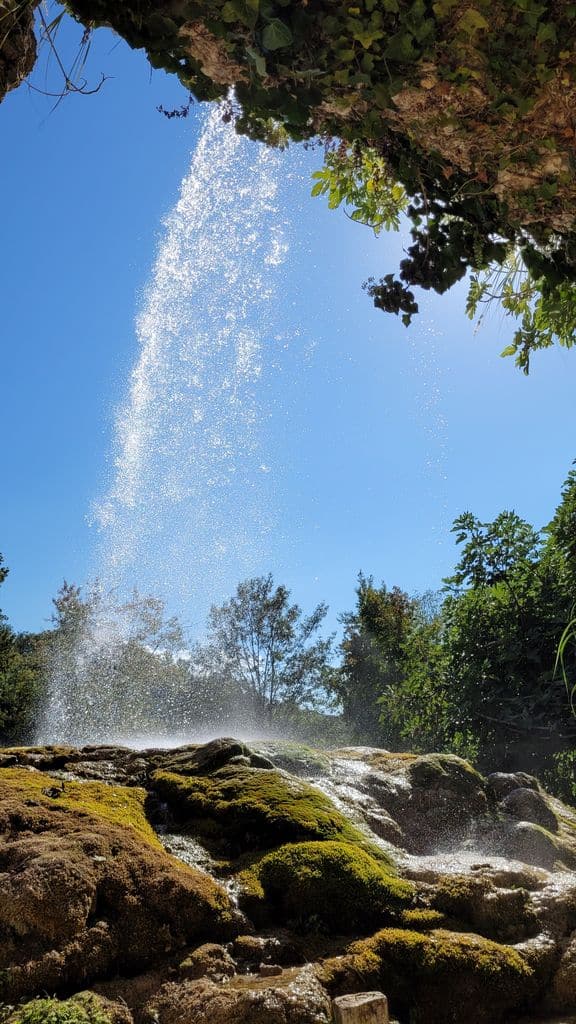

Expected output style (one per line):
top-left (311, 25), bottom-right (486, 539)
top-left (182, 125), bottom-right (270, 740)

top-left (400, 908), bottom-right (446, 931)
top-left (321, 927), bottom-right (535, 1024)
top-left (3, 993), bottom-right (113, 1024)
top-left (250, 741), bottom-right (331, 778)
top-left (430, 875), bottom-right (536, 942)
top-left (152, 764), bottom-right (387, 857)
top-left (255, 841), bottom-right (413, 934)
top-left (0, 768), bottom-right (161, 848)
top-left (406, 753), bottom-right (485, 791)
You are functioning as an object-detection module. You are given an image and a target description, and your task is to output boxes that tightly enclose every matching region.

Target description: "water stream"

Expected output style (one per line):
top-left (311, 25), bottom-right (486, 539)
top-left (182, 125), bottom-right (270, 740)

top-left (38, 103), bottom-right (297, 745)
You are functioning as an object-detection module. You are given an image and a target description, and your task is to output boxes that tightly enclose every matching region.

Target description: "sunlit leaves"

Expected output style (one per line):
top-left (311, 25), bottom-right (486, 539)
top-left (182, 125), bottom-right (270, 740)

top-left (311, 145), bottom-right (407, 235)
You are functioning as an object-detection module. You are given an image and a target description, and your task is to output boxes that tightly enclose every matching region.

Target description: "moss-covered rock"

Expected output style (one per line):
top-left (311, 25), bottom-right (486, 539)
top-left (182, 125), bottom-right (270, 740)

top-left (0, 767), bottom-right (161, 848)
top-left (0, 767), bottom-right (237, 1003)
top-left (152, 763), bottom-right (380, 855)
top-left (429, 873), bottom-right (538, 943)
top-left (255, 840), bottom-right (412, 934)
top-left (320, 927), bottom-right (536, 1024)
top-left (2, 993), bottom-right (129, 1024)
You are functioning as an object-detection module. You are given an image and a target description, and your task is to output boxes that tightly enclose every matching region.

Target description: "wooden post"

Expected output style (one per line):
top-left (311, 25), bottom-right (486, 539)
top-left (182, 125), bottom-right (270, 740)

top-left (332, 992), bottom-right (389, 1024)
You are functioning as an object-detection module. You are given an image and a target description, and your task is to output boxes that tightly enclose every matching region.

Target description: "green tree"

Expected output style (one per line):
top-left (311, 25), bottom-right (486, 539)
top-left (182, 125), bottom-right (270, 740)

top-left (439, 499), bottom-right (576, 772)
top-left (334, 574), bottom-right (418, 744)
top-left (197, 574), bottom-right (333, 725)
top-left (0, 553), bottom-right (42, 743)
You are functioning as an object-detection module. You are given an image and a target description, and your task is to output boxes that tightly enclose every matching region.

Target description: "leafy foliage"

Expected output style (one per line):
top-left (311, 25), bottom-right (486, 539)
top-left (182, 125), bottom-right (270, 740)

top-left (197, 574), bottom-right (334, 723)
top-left (58, 0), bottom-right (576, 365)
top-left (0, 554), bottom-right (42, 744)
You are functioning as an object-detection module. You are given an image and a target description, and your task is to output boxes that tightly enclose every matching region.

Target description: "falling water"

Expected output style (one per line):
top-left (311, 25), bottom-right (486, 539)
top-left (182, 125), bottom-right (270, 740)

top-left (38, 101), bottom-right (294, 745)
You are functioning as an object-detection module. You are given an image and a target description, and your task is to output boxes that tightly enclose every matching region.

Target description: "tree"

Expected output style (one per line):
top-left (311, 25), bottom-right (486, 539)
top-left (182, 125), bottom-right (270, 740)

top-left (197, 574), bottom-right (333, 725)
top-left (6, 0), bottom-right (576, 367)
top-left (334, 574), bottom-right (418, 744)
top-left (0, 553), bottom-right (42, 743)
top-left (42, 581), bottom-right (202, 741)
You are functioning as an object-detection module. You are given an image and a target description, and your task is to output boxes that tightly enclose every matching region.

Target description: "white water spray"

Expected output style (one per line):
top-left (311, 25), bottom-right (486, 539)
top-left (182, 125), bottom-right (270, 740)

top-left (38, 103), bottom-right (293, 744)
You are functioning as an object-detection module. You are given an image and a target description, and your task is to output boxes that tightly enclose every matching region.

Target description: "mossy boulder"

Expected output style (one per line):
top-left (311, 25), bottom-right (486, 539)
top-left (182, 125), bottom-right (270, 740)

top-left (152, 764), bottom-right (378, 855)
top-left (255, 840), bottom-right (412, 934)
top-left (2, 993), bottom-right (130, 1024)
top-left (321, 927), bottom-right (536, 1024)
top-left (429, 873), bottom-right (538, 943)
top-left (0, 768), bottom-right (237, 1003)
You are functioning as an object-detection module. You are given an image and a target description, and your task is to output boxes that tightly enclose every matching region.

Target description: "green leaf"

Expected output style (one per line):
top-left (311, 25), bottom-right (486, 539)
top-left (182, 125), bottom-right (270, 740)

top-left (500, 345), bottom-right (518, 358)
top-left (457, 8), bottom-right (489, 34)
top-left (222, 0), bottom-right (260, 28)
top-left (262, 18), bottom-right (293, 50)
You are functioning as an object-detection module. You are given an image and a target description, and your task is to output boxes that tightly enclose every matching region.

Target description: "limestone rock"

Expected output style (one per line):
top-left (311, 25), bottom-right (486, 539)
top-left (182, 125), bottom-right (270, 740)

top-left (144, 966), bottom-right (331, 1024)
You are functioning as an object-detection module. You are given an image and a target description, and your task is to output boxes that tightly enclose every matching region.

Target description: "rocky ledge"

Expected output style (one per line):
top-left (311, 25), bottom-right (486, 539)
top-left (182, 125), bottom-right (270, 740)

top-left (0, 738), bottom-right (575, 1024)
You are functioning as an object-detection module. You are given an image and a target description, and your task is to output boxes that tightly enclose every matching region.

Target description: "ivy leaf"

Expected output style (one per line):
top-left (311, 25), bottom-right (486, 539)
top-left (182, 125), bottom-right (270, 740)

top-left (262, 19), bottom-right (293, 50)
top-left (352, 26), bottom-right (384, 48)
top-left (221, 0), bottom-right (260, 28)
top-left (457, 8), bottom-right (489, 34)
top-left (246, 45), bottom-right (267, 75)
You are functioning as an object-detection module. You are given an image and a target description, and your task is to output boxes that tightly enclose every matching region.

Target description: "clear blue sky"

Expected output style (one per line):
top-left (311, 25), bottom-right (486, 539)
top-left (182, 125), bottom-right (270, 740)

top-left (1, 13), bottom-right (575, 638)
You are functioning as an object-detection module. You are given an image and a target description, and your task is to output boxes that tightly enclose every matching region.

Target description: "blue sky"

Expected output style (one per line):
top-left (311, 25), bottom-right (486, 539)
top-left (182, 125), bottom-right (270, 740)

top-left (1, 13), bottom-right (575, 639)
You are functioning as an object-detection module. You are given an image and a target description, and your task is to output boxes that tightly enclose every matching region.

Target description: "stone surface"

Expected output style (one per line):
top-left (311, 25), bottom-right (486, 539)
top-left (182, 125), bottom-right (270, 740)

top-left (333, 992), bottom-right (389, 1024)
top-left (1, 739), bottom-right (576, 1024)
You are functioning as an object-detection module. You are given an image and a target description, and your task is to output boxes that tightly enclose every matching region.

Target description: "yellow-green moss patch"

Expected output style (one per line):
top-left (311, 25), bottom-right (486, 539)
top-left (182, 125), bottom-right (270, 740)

top-left (152, 764), bottom-right (388, 857)
top-left (256, 840), bottom-right (412, 933)
top-left (2, 993), bottom-right (115, 1024)
top-left (321, 926), bottom-right (535, 1024)
top-left (0, 768), bottom-right (161, 848)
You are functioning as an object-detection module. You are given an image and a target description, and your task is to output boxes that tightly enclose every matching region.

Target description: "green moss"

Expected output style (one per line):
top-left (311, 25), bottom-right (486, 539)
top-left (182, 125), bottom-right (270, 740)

top-left (406, 753), bottom-right (485, 791)
top-left (0, 768), bottom-right (161, 848)
top-left (400, 908), bottom-right (446, 930)
top-left (3, 993), bottom-right (113, 1024)
top-left (321, 927), bottom-right (534, 1023)
top-left (255, 840), bottom-right (412, 934)
top-left (152, 764), bottom-right (387, 856)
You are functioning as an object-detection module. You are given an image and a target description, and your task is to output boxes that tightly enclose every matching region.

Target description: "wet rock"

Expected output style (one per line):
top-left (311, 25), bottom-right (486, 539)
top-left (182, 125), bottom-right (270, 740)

top-left (502, 821), bottom-right (564, 871)
top-left (157, 738), bottom-right (249, 776)
top-left (545, 929), bottom-right (576, 1012)
top-left (487, 772), bottom-right (540, 801)
top-left (233, 932), bottom-right (302, 968)
top-left (144, 965), bottom-right (331, 1024)
top-left (259, 963), bottom-right (283, 976)
top-left (502, 788), bottom-right (559, 832)
top-left (178, 943), bottom-right (236, 981)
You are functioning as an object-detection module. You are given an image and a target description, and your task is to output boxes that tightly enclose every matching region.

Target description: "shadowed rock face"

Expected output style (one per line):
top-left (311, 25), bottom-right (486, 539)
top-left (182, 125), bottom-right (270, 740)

top-left (0, 1), bottom-right (38, 104)
top-left (0, 738), bottom-right (575, 1024)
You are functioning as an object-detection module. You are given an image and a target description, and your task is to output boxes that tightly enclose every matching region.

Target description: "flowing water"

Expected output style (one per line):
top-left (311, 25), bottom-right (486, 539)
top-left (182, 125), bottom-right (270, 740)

top-left (38, 102), bottom-right (297, 745)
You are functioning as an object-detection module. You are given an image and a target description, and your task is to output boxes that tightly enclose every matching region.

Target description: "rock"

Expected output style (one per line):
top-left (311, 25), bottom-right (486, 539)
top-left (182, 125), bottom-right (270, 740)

top-left (152, 761), bottom-right (377, 856)
top-left (259, 963), bottom-right (283, 976)
top-left (502, 788), bottom-right (559, 832)
top-left (233, 933), bottom-right (302, 967)
top-left (157, 738), bottom-right (249, 776)
top-left (254, 840), bottom-right (412, 934)
top-left (5, 992), bottom-right (133, 1024)
top-left (144, 965), bottom-right (331, 1024)
top-left (0, 767), bottom-right (237, 1003)
top-left (0, 0), bottom-right (37, 104)
top-left (178, 943), bottom-right (236, 981)
top-left (332, 992), bottom-right (389, 1024)
top-left (545, 929), bottom-right (576, 1011)
top-left (320, 927), bottom-right (536, 1024)
top-left (502, 821), bottom-right (564, 870)
top-left (487, 772), bottom-right (540, 801)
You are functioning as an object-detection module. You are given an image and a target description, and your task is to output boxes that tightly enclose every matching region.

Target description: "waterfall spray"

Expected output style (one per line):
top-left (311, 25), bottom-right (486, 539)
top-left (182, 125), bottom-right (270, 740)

top-left (38, 102), bottom-right (293, 745)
